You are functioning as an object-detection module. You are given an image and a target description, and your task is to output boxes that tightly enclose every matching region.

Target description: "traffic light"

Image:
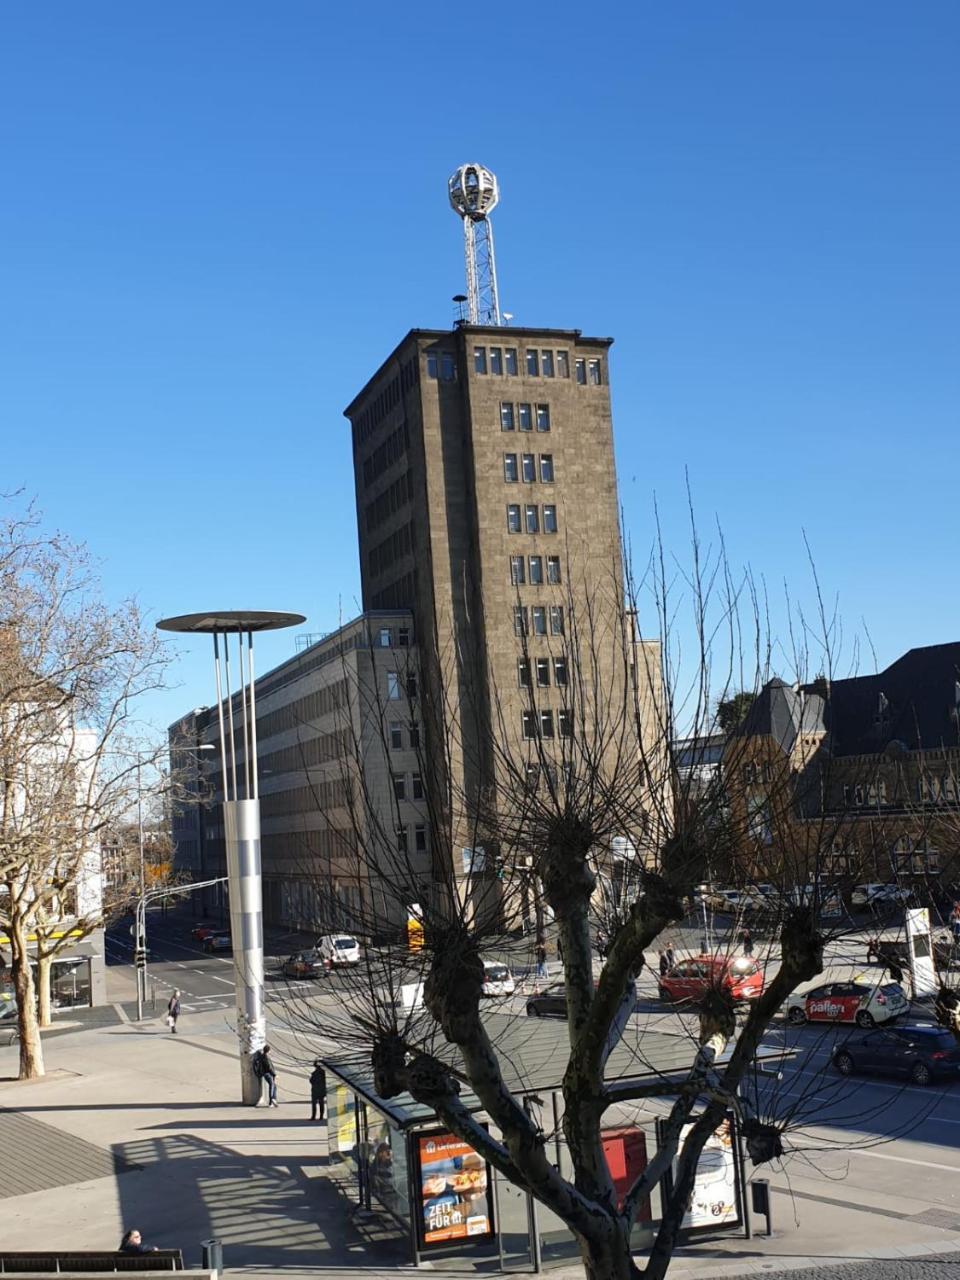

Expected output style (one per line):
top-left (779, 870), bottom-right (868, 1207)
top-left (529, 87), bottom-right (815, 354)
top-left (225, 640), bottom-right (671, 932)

top-left (134, 948), bottom-right (147, 968)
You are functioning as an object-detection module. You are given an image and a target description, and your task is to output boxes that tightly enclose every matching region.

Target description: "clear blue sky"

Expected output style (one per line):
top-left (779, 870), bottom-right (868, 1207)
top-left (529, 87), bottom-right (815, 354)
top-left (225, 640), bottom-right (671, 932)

top-left (2, 4), bottom-right (958, 736)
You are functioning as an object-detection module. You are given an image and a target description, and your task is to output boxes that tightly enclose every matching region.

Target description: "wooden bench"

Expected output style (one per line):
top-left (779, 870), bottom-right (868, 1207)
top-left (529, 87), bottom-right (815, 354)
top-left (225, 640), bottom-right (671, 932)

top-left (0, 1252), bottom-right (184, 1273)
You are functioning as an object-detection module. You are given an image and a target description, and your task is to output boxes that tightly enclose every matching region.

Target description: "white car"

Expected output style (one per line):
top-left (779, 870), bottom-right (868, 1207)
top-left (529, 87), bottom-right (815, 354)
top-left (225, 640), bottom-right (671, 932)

top-left (852, 884), bottom-right (911, 909)
top-left (785, 978), bottom-right (908, 1028)
top-left (481, 961), bottom-right (515, 997)
top-left (318, 934), bottom-right (361, 966)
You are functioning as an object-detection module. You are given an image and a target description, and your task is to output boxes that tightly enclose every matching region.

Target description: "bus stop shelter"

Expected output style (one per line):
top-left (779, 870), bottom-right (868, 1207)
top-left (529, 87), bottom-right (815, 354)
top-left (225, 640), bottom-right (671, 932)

top-left (322, 1011), bottom-right (788, 1273)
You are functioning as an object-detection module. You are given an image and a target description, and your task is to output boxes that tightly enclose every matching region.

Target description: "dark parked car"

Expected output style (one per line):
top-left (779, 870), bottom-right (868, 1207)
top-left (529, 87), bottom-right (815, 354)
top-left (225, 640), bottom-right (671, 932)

top-left (832, 1025), bottom-right (960, 1086)
top-left (867, 936), bottom-right (960, 971)
top-left (526, 983), bottom-right (567, 1018)
top-left (281, 951), bottom-right (324, 979)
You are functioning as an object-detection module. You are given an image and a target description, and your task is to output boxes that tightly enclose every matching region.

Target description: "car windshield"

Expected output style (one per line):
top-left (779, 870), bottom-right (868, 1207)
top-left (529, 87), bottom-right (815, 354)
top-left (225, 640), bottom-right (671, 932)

top-left (335, 938), bottom-right (356, 950)
top-left (881, 983), bottom-right (903, 996)
top-left (485, 965), bottom-right (509, 981)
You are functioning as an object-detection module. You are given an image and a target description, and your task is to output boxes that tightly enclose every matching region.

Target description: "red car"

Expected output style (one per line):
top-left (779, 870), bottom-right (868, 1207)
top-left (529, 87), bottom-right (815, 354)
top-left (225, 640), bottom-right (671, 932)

top-left (658, 955), bottom-right (764, 1005)
top-left (191, 924), bottom-right (217, 942)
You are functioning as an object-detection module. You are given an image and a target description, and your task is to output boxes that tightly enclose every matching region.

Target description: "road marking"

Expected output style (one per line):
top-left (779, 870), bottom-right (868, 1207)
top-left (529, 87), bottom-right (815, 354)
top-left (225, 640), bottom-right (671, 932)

top-left (848, 1148), bottom-right (960, 1173)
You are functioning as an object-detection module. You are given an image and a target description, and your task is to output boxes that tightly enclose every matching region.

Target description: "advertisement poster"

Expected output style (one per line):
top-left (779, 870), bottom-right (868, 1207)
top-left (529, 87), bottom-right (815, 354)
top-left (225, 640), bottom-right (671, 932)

top-left (416, 1129), bottom-right (495, 1247)
top-left (678, 1117), bottom-right (739, 1230)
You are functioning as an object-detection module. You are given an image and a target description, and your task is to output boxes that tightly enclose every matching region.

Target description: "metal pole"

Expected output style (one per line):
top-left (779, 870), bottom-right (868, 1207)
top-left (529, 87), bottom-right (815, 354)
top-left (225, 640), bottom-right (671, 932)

top-left (222, 631), bottom-right (239, 804)
top-left (237, 629), bottom-right (251, 799)
top-left (247, 631), bottom-right (259, 802)
top-left (212, 634), bottom-right (230, 800)
top-left (136, 759), bottom-right (145, 1019)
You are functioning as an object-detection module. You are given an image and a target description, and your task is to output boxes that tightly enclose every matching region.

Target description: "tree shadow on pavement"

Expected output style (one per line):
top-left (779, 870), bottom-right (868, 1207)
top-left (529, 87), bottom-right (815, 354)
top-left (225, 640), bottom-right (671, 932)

top-left (113, 1132), bottom-right (409, 1272)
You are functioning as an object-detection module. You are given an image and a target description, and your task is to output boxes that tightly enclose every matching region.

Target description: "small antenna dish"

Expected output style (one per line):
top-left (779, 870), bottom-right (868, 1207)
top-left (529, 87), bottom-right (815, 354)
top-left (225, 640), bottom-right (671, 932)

top-left (502, 312), bottom-right (514, 325)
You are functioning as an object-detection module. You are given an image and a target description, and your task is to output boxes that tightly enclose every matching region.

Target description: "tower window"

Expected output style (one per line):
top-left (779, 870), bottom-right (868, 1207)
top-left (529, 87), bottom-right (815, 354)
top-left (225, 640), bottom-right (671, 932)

top-left (415, 823), bottom-right (427, 853)
top-left (522, 710), bottom-right (537, 740)
top-left (500, 402), bottom-right (515, 431)
top-left (559, 709), bottom-right (573, 738)
top-left (543, 505), bottom-right (558, 534)
top-left (427, 353), bottom-right (439, 379)
top-left (526, 349), bottom-right (540, 376)
top-left (518, 658), bottom-right (532, 687)
top-left (536, 404), bottom-right (551, 431)
top-left (387, 672), bottom-right (402, 700)
top-left (528, 555), bottom-right (543, 585)
top-left (536, 657), bottom-right (550, 687)
top-left (556, 350), bottom-right (570, 378)
top-left (392, 774), bottom-right (406, 801)
top-left (540, 710), bottom-right (555, 738)
top-left (550, 605), bottom-right (564, 636)
top-left (513, 606), bottom-right (528, 637)
top-left (539, 454), bottom-right (554, 482)
top-left (554, 657), bottom-right (568, 686)
top-left (525, 505), bottom-right (539, 534)
top-left (412, 773), bottom-right (424, 800)
top-left (510, 555), bottom-right (525, 585)
top-left (441, 353), bottom-right (457, 381)
top-left (504, 453), bottom-right (518, 482)
top-left (507, 505), bottom-right (522, 533)
top-left (575, 358), bottom-right (586, 384)
top-left (587, 358), bottom-right (601, 384)
top-left (489, 346), bottom-right (503, 375)
top-left (542, 351), bottom-right (555, 378)
top-left (547, 555), bottom-right (561, 583)
top-left (532, 607), bottom-right (547, 636)
top-left (390, 722), bottom-right (403, 749)
top-left (518, 402), bottom-right (533, 431)
top-left (474, 347), bottom-right (487, 374)
top-left (505, 348), bottom-right (518, 376)
top-left (522, 453), bottom-right (536, 483)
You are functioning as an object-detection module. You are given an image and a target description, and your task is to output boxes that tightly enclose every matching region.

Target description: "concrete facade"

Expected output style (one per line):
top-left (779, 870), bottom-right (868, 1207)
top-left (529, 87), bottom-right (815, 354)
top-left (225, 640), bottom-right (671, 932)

top-left (169, 612), bottom-right (428, 935)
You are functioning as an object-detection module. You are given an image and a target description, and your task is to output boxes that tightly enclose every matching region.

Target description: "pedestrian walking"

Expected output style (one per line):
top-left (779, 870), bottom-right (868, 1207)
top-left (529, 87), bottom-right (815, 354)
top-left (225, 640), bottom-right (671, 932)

top-left (166, 990), bottom-right (181, 1034)
top-left (253, 1043), bottom-right (279, 1106)
top-left (739, 928), bottom-right (753, 957)
top-left (665, 946), bottom-right (675, 970)
top-left (658, 951), bottom-right (669, 978)
top-left (535, 936), bottom-right (548, 985)
top-left (309, 1059), bottom-right (326, 1122)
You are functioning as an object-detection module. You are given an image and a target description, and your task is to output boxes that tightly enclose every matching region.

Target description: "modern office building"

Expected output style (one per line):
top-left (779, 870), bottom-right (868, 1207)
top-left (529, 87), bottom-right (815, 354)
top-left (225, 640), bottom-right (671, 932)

top-left (169, 612), bottom-right (426, 933)
top-left (345, 326), bottom-right (665, 913)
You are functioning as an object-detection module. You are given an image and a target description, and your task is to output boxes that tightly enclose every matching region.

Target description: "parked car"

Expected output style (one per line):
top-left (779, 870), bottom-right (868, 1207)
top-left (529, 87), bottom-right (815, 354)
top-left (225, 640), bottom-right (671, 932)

top-left (832, 1025), bottom-right (960, 1086)
top-left (852, 883), bottom-right (912, 910)
top-left (481, 961), bottom-right (515, 997)
top-left (703, 889), bottom-right (757, 914)
top-left (0, 995), bottom-right (18, 1047)
top-left (526, 983), bottom-right (567, 1018)
top-left (203, 931), bottom-right (232, 954)
top-left (867, 935), bottom-right (960, 971)
top-left (192, 924), bottom-right (217, 941)
top-left (785, 979), bottom-right (907, 1028)
top-left (281, 951), bottom-right (324, 979)
top-left (658, 955), bottom-right (764, 1006)
top-left (318, 934), bottom-right (361, 966)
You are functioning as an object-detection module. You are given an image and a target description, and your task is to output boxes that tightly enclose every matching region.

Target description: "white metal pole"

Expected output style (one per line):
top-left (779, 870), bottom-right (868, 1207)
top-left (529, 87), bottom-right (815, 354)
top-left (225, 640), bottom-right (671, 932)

top-left (222, 631), bottom-right (239, 803)
top-left (237, 629), bottom-right (251, 800)
top-left (247, 631), bottom-right (259, 802)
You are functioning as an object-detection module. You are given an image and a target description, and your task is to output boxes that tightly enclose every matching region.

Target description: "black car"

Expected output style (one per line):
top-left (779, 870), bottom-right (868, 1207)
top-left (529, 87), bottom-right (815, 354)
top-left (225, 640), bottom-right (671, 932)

top-left (526, 983), bottom-right (567, 1018)
top-left (832, 1025), bottom-right (960, 1086)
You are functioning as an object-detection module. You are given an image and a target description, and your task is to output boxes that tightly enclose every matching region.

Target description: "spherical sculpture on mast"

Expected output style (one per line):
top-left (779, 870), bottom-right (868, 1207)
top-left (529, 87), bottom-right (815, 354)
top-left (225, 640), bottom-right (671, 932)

top-left (448, 163), bottom-right (502, 326)
top-left (448, 163), bottom-right (500, 221)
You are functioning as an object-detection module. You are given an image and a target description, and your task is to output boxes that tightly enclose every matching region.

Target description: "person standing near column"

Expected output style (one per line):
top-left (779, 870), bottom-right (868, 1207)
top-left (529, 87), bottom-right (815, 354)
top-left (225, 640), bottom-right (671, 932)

top-left (166, 990), bottom-right (181, 1034)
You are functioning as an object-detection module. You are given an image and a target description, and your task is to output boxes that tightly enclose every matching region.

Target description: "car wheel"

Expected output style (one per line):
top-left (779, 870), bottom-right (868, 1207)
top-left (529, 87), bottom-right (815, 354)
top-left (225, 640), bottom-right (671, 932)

top-left (834, 1051), bottom-right (855, 1076)
top-left (911, 1062), bottom-right (932, 1086)
top-left (855, 1010), bottom-right (875, 1029)
top-left (787, 1006), bottom-right (807, 1025)
top-left (526, 1005), bottom-right (541, 1017)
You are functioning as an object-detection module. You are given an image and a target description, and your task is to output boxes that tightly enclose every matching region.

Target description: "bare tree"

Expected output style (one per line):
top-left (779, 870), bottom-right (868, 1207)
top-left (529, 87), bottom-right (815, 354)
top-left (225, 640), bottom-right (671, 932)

top-left (0, 500), bottom-right (172, 1077)
top-left (269, 529), bottom-right (905, 1280)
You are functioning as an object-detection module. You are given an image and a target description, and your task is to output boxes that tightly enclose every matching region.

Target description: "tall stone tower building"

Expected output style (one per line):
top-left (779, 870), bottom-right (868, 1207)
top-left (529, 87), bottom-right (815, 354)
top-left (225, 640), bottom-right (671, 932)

top-left (345, 325), bottom-right (651, 910)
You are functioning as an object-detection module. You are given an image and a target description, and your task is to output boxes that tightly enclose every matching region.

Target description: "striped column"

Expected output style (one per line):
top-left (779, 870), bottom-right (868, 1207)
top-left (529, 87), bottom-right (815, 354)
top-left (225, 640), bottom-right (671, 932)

top-left (223, 799), bottom-right (266, 1105)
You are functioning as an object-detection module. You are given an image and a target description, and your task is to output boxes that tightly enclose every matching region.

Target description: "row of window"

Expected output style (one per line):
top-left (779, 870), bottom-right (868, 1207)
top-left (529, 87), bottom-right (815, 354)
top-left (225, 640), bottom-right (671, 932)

top-left (509, 554), bottom-right (562, 586)
top-left (518, 656), bottom-right (568, 687)
top-left (375, 625), bottom-right (411, 648)
top-left (354, 359), bottom-right (417, 445)
top-left (501, 402), bottom-right (551, 432)
top-left (521, 708), bottom-right (573, 739)
top-left (371, 570), bottom-right (416, 611)
top-left (389, 721), bottom-right (420, 751)
top-left (475, 346), bottom-right (602, 384)
top-left (396, 822), bottom-right (428, 854)
top-left (386, 671), bottom-right (418, 700)
top-left (504, 452), bottom-right (553, 484)
top-left (366, 471), bottom-right (413, 533)
top-left (425, 350), bottom-right (457, 381)
top-left (513, 604), bottom-right (564, 637)
top-left (392, 771), bottom-right (424, 802)
top-left (507, 504), bottom-right (558, 535)
top-left (362, 422), bottom-right (410, 486)
top-left (368, 520), bottom-right (416, 578)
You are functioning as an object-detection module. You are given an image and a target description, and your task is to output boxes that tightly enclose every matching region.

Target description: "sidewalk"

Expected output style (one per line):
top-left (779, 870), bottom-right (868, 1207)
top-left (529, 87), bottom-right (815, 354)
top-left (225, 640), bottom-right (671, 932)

top-left (4, 1000), bottom-right (960, 1280)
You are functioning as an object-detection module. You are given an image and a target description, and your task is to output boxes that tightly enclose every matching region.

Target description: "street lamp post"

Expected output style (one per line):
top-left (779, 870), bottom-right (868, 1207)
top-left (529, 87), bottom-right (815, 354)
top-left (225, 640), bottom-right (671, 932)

top-left (157, 610), bottom-right (304, 1105)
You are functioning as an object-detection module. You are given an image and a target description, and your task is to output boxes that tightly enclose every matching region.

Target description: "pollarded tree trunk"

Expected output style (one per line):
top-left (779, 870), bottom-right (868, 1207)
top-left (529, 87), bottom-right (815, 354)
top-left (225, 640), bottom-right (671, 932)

top-left (36, 952), bottom-right (52, 1028)
top-left (10, 915), bottom-right (44, 1079)
top-left (579, 1218), bottom-right (641, 1280)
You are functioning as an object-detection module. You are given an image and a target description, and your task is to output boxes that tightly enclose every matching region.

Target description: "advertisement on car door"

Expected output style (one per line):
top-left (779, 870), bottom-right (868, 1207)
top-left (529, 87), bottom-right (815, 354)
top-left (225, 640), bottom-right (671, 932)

top-left (415, 1129), bottom-right (495, 1247)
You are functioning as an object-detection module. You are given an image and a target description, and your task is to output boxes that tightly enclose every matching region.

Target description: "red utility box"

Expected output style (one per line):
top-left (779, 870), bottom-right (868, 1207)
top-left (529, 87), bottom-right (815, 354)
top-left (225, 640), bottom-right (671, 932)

top-left (602, 1127), bottom-right (651, 1221)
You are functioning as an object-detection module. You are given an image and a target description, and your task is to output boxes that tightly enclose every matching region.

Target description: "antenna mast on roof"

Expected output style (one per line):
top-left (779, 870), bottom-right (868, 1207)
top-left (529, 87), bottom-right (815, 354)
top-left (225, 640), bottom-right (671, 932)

top-left (448, 163), bottom-right (502, 325)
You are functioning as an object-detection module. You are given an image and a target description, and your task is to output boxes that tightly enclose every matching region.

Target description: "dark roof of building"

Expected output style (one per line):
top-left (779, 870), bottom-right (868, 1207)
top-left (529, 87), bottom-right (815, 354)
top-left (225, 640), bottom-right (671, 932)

top-left (734, 679), bottom-right (826, 752)
top-left (825, 642), bottom-right (960, 756)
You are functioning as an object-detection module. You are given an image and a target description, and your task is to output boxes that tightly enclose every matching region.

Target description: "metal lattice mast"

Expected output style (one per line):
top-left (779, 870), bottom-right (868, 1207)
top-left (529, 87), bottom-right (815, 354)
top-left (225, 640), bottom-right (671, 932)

top-left (449, 163), bottom-right (502, 325)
